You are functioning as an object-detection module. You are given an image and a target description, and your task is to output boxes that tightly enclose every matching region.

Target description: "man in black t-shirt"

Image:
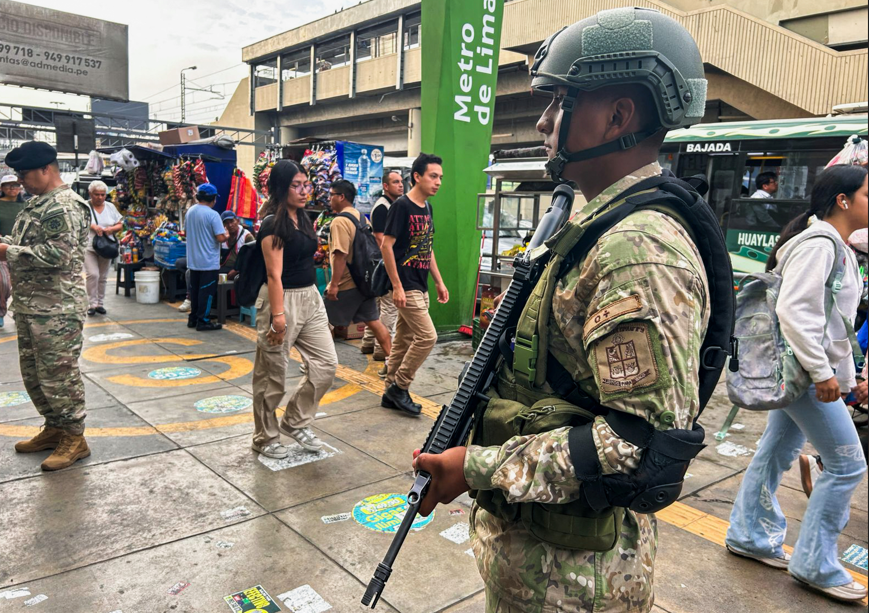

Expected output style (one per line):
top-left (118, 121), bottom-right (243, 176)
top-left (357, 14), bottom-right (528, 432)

top-left (379, 154), bottom-right (449, 415)
top-left (361, 171), bottom-right (405, 364)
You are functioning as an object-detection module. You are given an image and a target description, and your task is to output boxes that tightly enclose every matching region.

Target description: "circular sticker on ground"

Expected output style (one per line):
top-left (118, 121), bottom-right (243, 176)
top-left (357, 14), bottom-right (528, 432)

top-left (148, 367), bottom-right (202, 381)
top-left (352, 493), bottom-right (435, 533)
top-left (194, 395), bottom-right (252, 414)
top-left (0, 391), bottom-right (31, 408)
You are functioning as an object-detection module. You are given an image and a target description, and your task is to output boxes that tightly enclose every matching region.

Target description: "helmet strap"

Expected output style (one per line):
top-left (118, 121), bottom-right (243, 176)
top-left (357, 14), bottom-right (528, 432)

top-left (547, 89), bottom-right (661, 182)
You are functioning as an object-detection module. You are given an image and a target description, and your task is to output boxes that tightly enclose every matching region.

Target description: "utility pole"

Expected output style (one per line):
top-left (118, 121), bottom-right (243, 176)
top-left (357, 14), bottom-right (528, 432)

top-left (180, 66), bottom-right (197, 122)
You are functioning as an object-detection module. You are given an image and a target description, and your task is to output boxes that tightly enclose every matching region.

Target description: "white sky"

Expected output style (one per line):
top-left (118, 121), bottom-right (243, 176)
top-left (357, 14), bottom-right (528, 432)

top-left (0, 0), bottom-right (355, 124)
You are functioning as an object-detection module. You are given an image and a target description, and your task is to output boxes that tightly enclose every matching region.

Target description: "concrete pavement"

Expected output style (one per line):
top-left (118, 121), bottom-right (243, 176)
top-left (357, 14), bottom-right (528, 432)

top-left (0, 290), bottom-right (865, 613)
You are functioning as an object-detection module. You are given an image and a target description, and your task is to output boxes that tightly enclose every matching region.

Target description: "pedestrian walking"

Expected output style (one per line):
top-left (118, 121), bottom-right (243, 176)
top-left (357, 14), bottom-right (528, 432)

top-left (361, 170), bottom-right (404, 367)
top-left (412, 9), bottom-right (726, 611)
top-left (251, 160), bottom-right (337, 459)
top-left (0, 174), bottom-right (27, 328)
top-left (0, 142), bottom-right (92, 471)
top-left (726, 164), bottom-right (869, 603)
top-left (84, 181), bottom-right (123, 316)
top-left (379, 153), bottom-right (449, 416)
top-left (324, 180), bottom-right (392, 356)
top-left (184, 183), bottom-right (227, 331)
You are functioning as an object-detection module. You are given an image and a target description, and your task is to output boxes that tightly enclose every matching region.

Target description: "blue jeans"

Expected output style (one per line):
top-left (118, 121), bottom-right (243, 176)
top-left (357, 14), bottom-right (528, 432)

top-left (726, 385), bottom-right (867, 587)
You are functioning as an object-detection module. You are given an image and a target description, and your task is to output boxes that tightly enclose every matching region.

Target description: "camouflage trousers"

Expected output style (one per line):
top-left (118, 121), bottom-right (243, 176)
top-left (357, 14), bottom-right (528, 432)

top-left (16, 314), bottom-right (87, 435)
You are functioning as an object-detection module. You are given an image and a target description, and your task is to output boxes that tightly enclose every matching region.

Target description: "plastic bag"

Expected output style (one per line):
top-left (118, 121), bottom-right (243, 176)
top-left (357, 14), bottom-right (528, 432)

top-left (110, 148), bottom-right (140, 171)
top-left (84, 150), bottom-right (104, 175)
top-left (826, 135), bottom-right (868, 168)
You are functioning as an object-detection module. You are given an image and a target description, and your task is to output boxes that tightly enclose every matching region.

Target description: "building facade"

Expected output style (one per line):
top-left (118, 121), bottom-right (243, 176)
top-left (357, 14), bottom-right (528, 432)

top-left (221, 0), bottom-right (868, 173)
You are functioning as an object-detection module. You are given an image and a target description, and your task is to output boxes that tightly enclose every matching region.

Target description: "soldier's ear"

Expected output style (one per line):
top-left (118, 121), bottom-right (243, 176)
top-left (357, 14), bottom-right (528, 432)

top-left (606, 97), bottom-right (637, 139)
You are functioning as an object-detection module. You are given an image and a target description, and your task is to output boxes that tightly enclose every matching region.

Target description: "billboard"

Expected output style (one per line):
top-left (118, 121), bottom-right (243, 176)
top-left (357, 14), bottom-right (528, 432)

top-left (422, 0), bottom-right (504, 330)
top-left (337, 141), bottom-right (384, 215)
top-left (0, 1), bottom-right (129, 101)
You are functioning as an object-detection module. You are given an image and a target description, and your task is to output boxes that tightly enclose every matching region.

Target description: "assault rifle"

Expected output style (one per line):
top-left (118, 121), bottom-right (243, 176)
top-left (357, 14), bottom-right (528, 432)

top-left (362, 184), bottom-right (576, 608)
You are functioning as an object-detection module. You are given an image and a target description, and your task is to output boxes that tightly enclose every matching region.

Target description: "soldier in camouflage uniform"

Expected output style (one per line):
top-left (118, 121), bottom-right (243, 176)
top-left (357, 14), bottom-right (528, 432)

top-left (0, 141), bottom-right (92, 471)
top-left (414, 9), bottom-right (712, 612)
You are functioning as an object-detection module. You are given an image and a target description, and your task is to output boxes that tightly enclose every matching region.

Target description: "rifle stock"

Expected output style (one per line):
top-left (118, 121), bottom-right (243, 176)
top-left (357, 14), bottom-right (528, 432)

top-left (362, 184), bottom-right (575, 608)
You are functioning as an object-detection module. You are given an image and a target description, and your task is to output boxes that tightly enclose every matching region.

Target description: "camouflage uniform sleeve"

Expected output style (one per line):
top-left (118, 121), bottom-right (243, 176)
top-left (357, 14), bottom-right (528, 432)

top-left (5, 202), bottom-right (84, 269)
top-left (575, 211), bottom-right (709, 475)
top-left (464, 212), bottom-right (709, 502)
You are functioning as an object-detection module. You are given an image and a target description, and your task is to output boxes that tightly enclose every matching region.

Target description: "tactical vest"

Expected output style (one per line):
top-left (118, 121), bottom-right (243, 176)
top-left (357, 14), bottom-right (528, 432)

top-left (469, 172), bottom-right (737, 551)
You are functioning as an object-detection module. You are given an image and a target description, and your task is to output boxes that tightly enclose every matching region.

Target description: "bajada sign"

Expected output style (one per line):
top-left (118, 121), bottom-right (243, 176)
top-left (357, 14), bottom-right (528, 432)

top-left (685, 143), bottom-right (733, 153)
top-left (0, 1), bottom-right (129, 101)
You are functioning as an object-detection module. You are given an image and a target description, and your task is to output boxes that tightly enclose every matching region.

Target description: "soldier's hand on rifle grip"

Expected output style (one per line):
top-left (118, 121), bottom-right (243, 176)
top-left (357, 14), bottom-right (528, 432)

top-left (412, 447), bottom-right (471, 516)
top-left (493, 290), bottom-right (507, 310)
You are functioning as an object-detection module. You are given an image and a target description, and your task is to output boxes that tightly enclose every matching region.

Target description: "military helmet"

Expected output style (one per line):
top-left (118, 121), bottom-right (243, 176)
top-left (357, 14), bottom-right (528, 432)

top-left (531, 7), bottom-right (707, 131)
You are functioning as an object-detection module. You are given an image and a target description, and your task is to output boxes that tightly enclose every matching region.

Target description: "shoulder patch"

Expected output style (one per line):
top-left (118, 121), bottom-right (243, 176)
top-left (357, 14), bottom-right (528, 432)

top-left (593, 322), bottom-right (669, 398)
top-left (583, 294), bottom-right (642, 341)
top-left (42, 212), bottom-right (69, 237)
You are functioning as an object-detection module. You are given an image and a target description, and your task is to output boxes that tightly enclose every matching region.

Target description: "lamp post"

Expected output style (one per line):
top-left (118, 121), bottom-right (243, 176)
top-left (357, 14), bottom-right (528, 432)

top-left (180, 66), bottom-right (197, 122)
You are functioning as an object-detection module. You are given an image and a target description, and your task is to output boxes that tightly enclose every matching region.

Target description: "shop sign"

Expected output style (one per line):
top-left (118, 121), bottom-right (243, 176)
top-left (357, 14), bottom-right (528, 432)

top-left (0, 0), bottom-right (129, 100)
top-left (726, 229), bottom-right (780, 271)
top-left (685, 142), bottom-right (733, 153)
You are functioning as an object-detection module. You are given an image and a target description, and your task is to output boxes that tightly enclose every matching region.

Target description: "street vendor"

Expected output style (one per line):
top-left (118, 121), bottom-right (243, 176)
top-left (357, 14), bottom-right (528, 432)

top-left (219, 210), bottom-right (255, 280)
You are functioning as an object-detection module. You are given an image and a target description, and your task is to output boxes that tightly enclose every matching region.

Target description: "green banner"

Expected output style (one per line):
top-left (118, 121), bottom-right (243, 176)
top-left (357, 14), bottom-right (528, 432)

top-left (422, 0), bottom-right (504, 331)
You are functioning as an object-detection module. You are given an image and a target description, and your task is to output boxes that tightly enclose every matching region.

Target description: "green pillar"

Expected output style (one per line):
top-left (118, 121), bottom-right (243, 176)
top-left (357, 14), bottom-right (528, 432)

top-left (421, 0), bottom-right (504, 332)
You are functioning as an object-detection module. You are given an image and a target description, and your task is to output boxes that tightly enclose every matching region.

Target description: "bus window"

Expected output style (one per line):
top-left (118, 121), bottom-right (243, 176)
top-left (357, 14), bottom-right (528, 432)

top-left (778, 150), bottom-right (831, 200)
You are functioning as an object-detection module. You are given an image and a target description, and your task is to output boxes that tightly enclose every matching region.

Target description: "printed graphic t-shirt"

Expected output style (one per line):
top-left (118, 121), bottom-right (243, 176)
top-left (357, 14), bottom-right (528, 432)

top-left (384, 195), bottom-right (434, 293)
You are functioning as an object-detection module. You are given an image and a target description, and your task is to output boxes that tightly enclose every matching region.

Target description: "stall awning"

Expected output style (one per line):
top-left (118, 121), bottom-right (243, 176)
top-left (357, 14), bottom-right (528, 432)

top-left (97, 145), bottom-right (177, 161)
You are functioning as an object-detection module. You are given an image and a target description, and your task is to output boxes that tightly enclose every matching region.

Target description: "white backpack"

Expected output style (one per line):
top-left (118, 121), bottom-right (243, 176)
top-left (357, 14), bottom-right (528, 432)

top-left (727, 227), bottom-right (864, 411)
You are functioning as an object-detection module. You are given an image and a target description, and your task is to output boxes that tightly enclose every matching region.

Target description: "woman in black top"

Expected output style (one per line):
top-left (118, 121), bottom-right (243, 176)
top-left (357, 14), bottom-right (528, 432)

top-left (251, 160), bottom-right (337, 459)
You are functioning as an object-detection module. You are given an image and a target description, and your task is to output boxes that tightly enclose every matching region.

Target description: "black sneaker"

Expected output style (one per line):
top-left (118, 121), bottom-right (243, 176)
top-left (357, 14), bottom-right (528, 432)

top-left (187, 316), bottom-right (197, 329)
top-left (196, 321), bottom-right (223, 332)
top-left (95, 307), bottom-right (107, 315)
top-left (87, 308), bottom-right (96, 317)
top-left (381, 384), bottom-right (422, 416)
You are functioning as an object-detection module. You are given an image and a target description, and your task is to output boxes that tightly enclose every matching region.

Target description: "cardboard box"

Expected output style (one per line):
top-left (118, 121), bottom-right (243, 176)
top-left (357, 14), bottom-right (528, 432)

top-left (159, 126), bottom-right (200, 145)
top-left (345, 323), bottom-right (367, 340)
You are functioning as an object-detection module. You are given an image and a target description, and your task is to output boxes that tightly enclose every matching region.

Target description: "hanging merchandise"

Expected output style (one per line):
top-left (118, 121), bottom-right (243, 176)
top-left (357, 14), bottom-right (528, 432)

top-left (85, 150), bottom-right (105, 175)
top-left (228, 168), bottom-right (260, 220)
top-left (301, 148), bottom-right (341, 210)
top-left (253, 149), bottom-right (279, 196)
top-left (827, 135), bottom-right (869, 168)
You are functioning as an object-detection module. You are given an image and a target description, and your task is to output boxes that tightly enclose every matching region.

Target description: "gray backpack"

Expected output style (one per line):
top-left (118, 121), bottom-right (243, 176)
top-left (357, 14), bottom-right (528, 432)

top-left (727, 227), bottom-right (864, 411)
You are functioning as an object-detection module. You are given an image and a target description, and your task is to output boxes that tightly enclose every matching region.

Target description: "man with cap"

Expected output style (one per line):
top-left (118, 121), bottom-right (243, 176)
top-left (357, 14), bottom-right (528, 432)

top-left (0, 141), bottom-right (92, 471)
top-left (219, 209), bottom-right (254, 280)
top-left (412, 8), bottom-right (721, 611)
top-left (185, 183), bottom-right (227, 331)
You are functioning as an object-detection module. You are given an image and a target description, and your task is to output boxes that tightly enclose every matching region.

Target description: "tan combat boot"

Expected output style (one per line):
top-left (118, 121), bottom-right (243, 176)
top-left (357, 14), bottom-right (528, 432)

top-left (14, 426), bottom-right (65, 453)
top-left (41, 433), bottom-right (91, 471)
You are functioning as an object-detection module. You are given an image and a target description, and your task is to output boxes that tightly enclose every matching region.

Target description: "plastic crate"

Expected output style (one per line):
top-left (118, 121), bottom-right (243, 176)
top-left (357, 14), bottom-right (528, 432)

top-left (153, 238), bottom-right (187, 268)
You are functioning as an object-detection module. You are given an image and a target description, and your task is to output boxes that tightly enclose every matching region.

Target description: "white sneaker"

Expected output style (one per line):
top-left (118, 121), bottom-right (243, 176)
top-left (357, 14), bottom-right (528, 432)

top-left (285, 427), bottom-right (323, 452)
top-left (793, 577), bottom-right (868, 602)
top-left (726, 544), bottom-right (791, 569)
top-left (252, 442), bottom-right (289, 459)
top-left (178, 299), bottom-right (192, 313)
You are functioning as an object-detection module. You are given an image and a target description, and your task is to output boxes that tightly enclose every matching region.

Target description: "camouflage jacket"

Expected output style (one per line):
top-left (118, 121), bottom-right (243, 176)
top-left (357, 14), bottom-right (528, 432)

top-left (1, 185), bottom-right (90, 318)
top-left (464, 163), bottom-right (711, 612)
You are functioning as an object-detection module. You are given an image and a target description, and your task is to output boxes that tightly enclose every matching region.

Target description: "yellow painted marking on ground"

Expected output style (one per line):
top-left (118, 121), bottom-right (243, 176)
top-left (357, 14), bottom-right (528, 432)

top-left (83, 338), bottom-right (206, 365)
top-left (657, 501), bottom-right (868, 604)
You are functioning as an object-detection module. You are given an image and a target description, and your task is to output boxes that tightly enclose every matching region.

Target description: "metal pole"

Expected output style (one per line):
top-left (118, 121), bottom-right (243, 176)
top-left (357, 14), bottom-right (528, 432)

top-left (181, 71), bottom-right (186, 123)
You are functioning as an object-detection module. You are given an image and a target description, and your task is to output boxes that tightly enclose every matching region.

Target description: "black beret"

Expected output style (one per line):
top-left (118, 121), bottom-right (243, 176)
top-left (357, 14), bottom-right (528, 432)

top-left (5, 141), bottom-right (58, 172)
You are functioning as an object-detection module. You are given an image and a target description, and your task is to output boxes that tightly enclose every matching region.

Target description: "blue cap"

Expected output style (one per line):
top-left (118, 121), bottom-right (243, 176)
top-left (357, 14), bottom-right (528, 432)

top-left (220, 210), bottom-right (238, 222)
top-left (196, 183), bottom-right (218, 197)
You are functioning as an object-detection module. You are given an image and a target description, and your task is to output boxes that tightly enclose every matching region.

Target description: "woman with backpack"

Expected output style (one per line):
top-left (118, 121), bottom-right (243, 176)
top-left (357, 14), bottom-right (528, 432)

top-left (251, 160), bottom-right (337, 460)
top-left (726, 164), bottom-right (868, 602)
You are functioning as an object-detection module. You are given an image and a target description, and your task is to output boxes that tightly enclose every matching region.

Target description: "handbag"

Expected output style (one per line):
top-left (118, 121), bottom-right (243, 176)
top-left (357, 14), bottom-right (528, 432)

top-left (89, 205), bottom-right (119, 260)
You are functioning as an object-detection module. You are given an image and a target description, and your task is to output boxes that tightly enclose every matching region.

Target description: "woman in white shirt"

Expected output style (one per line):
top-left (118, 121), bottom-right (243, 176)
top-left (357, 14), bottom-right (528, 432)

top-left (84, 181), bottom-right (124, 316)
top-left (726, 164), bottom-right (868, 603)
